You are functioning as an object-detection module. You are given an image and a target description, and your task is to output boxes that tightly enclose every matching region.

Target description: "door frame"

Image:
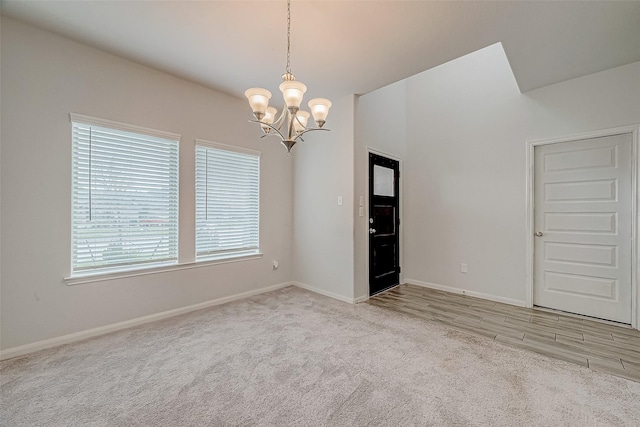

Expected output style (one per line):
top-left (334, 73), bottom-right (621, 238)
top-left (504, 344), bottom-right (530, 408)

top-left (367, 147), bottom-right (403, 297)
top-left (525, 124), bottom-right (640, 329)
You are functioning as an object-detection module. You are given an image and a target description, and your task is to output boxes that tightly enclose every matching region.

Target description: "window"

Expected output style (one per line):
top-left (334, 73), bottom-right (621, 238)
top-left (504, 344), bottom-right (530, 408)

top-left (71, 114), bottom-right (179, 276)
top-left (195, 140), bottom-right (260, 260)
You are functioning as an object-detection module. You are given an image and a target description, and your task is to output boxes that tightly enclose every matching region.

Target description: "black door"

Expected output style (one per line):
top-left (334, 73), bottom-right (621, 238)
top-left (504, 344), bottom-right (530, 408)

top-left (369, 153), bottom-right (400, 296)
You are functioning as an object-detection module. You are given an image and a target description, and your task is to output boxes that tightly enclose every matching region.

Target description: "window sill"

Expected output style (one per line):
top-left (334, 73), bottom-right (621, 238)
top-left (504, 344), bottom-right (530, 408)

top-left (64, 253), bottom-right (264, 286)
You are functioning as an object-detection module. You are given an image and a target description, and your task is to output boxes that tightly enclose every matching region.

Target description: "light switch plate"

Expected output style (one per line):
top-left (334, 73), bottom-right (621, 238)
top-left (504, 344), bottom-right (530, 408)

top-left (359, 207), bottom-right (364, 217)
top-left (359, 196), bottom-right (364, 206)
top-left (338, 196), bottom-right (343, 206)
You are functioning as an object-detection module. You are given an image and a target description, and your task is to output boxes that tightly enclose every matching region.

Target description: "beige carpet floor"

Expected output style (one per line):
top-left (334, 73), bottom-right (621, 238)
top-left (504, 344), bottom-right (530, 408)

top-left (1, 286), bottom-right (639, 426)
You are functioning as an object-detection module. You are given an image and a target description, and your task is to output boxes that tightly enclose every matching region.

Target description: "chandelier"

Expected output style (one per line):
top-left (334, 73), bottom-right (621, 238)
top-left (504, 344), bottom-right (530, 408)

top-left (245, 0), bottom-right (332, 154)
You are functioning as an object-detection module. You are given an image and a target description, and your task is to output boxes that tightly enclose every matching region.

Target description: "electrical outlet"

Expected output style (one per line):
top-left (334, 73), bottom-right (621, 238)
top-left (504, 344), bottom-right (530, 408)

top-left (460, 263), bottom-right (468, 273)
top-left (272, 260), bottom-right (279, 270)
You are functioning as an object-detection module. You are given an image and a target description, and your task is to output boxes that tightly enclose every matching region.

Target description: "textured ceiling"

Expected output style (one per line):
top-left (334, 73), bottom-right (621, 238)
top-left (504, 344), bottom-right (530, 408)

top-left (2, 1), bottom-right (640, 101)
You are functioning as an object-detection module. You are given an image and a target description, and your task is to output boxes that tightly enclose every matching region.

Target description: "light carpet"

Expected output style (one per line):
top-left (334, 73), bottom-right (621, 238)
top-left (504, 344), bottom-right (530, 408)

top-left (1, 286), bottom-right (639, 426)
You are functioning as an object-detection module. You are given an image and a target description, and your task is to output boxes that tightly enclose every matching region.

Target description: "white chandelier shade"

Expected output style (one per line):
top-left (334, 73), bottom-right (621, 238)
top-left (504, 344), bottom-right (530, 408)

top-left (293, 110), bottom-right (310, 133)
top-left (245, 88), bottom-right (272, 120)
top-left (260, 106), bottom-right (278, 133)
top-left (308, 98), bottom-right (332, 127)
top-left (279, 80), bottom-right (307, 110)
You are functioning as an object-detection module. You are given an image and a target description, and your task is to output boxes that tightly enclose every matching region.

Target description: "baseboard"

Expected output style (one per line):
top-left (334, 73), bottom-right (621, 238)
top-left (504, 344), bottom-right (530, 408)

top-left (404, 278), bottom-right (526, 307)
top-left (0, 281), bottom-right (293, 361)
top-left (292, 281), bottom-right (355, 304)
top-left (354, 295), bottom-right (369, 303)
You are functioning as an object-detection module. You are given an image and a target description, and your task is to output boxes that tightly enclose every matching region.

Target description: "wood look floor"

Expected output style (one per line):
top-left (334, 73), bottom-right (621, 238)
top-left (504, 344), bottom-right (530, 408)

top-left (368, 284), bottom-right (640, 382)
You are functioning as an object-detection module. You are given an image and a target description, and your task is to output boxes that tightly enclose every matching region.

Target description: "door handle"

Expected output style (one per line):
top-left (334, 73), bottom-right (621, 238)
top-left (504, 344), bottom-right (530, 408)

top-left (369, 228), bottom-right (377, 235)
top-left (535, 231), bottom-right (543, 237)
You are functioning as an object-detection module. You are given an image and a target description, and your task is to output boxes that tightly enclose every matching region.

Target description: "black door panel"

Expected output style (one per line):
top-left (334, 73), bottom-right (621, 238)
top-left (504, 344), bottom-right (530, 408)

top-left (369, 153), bottom-right (400, 295)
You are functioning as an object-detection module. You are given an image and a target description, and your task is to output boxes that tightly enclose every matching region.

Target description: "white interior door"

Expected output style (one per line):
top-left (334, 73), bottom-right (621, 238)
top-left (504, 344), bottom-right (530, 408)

top-left (534, 133), bottom-right (633, 323)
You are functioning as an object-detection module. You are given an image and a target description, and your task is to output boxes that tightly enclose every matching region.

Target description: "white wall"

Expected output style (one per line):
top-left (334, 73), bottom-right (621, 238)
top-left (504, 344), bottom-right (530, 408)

top-left (0, 18), bottom-right (293, 351)
top-left (402, 43), bottom-right (640, 304)
top-left (354, 81), bottom-right (407, 300)
top-left (292, 95), bottom-right (356, 302)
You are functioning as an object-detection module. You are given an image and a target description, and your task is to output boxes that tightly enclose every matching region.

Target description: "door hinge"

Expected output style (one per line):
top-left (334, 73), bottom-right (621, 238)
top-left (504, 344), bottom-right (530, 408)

top-left (397, 266), bottom-right (401, 273)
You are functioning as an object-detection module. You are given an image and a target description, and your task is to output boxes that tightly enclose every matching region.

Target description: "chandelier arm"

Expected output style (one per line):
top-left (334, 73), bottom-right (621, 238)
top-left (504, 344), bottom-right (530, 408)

top-left (262, 133), bottom-right (290, 141)
top-left (293, 127), bottom-right (330, 140)
top-left (273, 108), bottom-right (288, 130)
top-left (249, 120), bottom-right (286, 141)
top-left (287, 111), bottom-right (296, 140)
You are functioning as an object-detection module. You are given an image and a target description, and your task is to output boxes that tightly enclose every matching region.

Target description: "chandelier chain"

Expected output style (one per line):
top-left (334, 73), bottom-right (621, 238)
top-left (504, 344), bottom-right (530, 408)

top-left (286, 0), bottom-right (291, 74)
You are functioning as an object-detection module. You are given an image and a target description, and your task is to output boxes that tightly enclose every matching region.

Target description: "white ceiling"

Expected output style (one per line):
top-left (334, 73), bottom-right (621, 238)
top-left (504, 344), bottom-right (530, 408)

top-left (2, 1), bottom-right (640, 101)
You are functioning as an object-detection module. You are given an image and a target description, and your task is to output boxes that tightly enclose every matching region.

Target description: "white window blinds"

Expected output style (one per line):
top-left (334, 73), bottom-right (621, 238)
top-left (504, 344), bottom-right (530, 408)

top-left (195, 141), bottom-right (260, 260)
top-left (71, 115), bottom-right (179, 275)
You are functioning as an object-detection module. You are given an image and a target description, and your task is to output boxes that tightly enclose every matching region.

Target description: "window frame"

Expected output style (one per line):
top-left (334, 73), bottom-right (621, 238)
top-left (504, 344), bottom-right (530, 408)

top-left (68, 113), bottom-right (181, 278)
top-left (194, 139), bottom-right (261, 262)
